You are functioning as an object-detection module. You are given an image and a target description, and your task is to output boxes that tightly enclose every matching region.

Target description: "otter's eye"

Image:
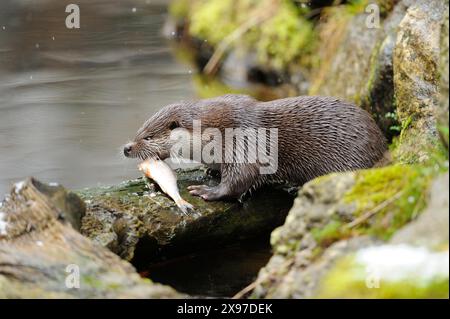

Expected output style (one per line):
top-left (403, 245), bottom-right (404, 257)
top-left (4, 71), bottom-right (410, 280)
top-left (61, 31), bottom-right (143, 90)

top-left (169, 121), bottom-right (179, 130)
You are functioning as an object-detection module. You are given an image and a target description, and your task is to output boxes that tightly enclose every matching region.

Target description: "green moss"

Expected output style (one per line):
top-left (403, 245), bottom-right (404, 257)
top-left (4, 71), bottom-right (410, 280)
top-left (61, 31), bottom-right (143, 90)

top-left (375, 0), bottom-right (398, 17)
top-left (186, 0), bottom-right (317, 70)
top-left (391, 120), bottom-right (449, 165)
top-left (82, 275), bottom-right (108, 290)
top-left (346, 0), bottom-right (395, 16)
top-left (310, 164), bottom-right (438, 248)
top-left (311, 220), bottom-right (350, 247)
top-left (346, 0), bottom-right (370, 15)
top-left (317, 256), bottom-right (449, 298)
top-left (255, 2), bottom-right (317, 70)
top-left (193, 75), bottom-right (248, 99)
top-left (189, 0), bottom-right (242, 45)
top-left (344, 165), bottom-right (431, 239)
top-left (169, 0), bottom-right (197, 20)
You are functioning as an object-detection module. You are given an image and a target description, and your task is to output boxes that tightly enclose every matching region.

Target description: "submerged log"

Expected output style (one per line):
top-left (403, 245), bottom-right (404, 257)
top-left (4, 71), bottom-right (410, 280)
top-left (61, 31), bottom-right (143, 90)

top-left (78, 168), bottom-right (295, 265)
top-left (0, 178), bottom-right (181, 298)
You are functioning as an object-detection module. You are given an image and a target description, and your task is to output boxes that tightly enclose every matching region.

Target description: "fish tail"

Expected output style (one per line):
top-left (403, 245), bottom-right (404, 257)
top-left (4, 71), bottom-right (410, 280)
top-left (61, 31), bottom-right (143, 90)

top-left (175, 199), bottom-right (197, 217)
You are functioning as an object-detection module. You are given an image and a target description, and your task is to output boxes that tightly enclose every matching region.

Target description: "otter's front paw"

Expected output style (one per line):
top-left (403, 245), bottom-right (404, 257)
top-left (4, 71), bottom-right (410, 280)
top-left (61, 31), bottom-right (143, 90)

top-left (187, 185), bottom-right (223, 201)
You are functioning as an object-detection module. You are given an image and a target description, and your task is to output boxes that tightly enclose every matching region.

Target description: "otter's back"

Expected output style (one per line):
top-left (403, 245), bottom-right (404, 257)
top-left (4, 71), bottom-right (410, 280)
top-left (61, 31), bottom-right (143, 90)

top-left (257, 96), bottom-right (387, 183)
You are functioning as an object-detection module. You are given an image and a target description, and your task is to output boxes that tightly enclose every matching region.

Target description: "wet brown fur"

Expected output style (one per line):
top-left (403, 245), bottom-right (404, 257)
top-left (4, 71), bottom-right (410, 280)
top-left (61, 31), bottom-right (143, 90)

top-left (126, 94), bottom-right (387, 201)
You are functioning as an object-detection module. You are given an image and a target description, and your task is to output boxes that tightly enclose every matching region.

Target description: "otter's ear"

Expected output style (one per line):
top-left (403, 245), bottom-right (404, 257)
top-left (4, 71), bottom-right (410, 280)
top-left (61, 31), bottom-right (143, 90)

top-left (169, 121), bottom-right (179, 130)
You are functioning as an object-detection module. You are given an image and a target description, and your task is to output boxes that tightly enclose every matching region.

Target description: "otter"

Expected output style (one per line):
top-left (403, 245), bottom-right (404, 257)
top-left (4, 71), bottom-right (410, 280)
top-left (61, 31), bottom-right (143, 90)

top-left (124, 94), bottom-right (387, 201)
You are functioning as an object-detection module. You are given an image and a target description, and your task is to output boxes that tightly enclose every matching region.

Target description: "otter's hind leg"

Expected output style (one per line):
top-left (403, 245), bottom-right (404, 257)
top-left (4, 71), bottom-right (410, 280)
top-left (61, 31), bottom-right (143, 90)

top-left (188, 163), bottom-right (260, 201)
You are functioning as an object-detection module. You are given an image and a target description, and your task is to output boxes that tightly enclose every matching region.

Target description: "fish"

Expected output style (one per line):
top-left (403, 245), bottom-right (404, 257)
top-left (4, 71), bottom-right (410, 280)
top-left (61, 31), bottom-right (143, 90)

top-left (138, 159), bottom-right (195, 215)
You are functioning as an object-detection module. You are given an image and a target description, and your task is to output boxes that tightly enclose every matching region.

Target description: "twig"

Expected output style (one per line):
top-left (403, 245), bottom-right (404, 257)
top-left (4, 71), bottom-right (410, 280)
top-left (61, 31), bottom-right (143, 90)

top-left (203, 0), bottom-right (279, 76)
top-left (345, 191), bottom-right (404, 229)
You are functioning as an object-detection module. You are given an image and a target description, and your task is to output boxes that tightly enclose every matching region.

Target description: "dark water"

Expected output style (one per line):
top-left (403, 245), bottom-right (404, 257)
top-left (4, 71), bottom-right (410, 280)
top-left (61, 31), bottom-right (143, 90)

top-left (0, 0), bottom-right (194, 196)
top-left (141, 238), bottom-right (273, 298)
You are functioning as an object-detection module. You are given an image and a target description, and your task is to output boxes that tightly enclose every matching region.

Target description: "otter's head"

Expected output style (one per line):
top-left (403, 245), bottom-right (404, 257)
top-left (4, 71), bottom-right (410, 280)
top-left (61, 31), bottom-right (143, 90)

top-left (123, 103), bottom-right (188, 161)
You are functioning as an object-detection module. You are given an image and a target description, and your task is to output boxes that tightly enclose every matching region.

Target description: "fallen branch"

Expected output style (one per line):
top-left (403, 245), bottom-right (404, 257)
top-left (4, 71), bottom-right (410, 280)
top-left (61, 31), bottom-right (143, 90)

top-left (345, 191), bottom-right (404, 229)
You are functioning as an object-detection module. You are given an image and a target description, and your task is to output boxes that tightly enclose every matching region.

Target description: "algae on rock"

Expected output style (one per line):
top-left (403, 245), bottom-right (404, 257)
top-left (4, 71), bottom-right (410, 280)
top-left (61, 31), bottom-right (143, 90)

top-left (78, 168), bottom-right (294, 263)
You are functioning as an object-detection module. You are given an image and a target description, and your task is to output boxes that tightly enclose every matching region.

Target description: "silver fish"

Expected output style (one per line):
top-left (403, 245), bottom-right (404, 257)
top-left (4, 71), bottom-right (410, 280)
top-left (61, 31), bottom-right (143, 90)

top-left (138, 159), bottom-right (195, 215)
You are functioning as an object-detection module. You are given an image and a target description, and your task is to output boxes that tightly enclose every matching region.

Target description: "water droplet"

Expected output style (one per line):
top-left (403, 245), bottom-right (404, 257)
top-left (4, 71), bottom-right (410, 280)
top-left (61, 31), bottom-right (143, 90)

top-left (35, 43), bottom-right (40, 49)
top-left (1, 26), bottom-right (5, 30)
top-left (132, 7), bottom-right (137, 13)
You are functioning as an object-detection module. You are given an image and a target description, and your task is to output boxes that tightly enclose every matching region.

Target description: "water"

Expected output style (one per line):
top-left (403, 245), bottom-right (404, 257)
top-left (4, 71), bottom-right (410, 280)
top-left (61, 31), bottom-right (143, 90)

top-left (140, 238), bottom-right (273, 298)
top-left (0, 0), bottom-right (195, 196)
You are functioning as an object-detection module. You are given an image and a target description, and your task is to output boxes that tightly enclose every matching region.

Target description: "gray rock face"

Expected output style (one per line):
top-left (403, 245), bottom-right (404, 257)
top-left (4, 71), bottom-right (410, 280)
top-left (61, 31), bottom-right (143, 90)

top-left (253, 236), bottom-right (377, 299)
top-left (249, 163), bottom-right (442, 298)
top-left (392, 172), bottom-right (449, 248)
top-left (249, 173), bottom-right (359, 298)
top-left (438, 5), bottom-right (449, 147)
top-left (269, 173), bottom-right (356, 257)
top-left (0, 178), bottom-right (181, 299)
top-left (311, 1), bottom-right (407, 138)
top-left (393, 0), bottom-right (449, 162)
top-left (311, 0), bottom-right (448, 151)
top-left (394, 0), bottom-right (446, 128)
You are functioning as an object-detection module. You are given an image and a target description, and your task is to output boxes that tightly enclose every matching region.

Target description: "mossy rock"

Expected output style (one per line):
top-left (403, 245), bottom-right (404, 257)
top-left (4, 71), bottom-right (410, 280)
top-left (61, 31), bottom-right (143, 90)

top-left (171, 0), bottom-right (317, 71)
top-left (250, 162), bottom-right (443, 298)
top-left (0, 178), bottom-right (181, 299)
top-left (78, 168), bottom-right (295, 264)
top-left (310, 0), bottom-right (407, 138)
top-left (316, 245), bottom-right (449, 298)
top-left (272, 164), bottom-right (432, 256)
top-left (392, 0), bottom-right (449, 162)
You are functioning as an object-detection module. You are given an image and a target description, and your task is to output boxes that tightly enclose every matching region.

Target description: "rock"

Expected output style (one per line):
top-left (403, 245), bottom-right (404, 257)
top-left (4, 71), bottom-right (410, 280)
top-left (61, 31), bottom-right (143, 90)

top-left (316, 244), bottom-right (449, 298)
top-left (393, 0), bottom-right (449, 162)
top-left (438, 5), bottom-right (449, 147)
top-left (307, 0), bottom-right (449, 151)
top-left (78, 168), bottom-right (294, 264)
top-left (391, 172), bottom-right (449, 248)
top-left (310, 2), bottom-right (406, 138)
top-left (0, 178), bottom-right (181, 299)
top-left (250, 164), bottom-right (432, 298)
top-left (23, 179), bottom-right (86, 231)
top-left (252, 237), bottom-right (378, 298)
top-left (310, 172), bottom-right (449, 298)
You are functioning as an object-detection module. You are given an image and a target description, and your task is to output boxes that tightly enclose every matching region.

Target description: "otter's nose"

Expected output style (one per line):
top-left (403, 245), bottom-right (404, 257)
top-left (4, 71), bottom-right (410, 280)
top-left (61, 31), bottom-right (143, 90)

top-left (123, 144), bottom-right (133, 157)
